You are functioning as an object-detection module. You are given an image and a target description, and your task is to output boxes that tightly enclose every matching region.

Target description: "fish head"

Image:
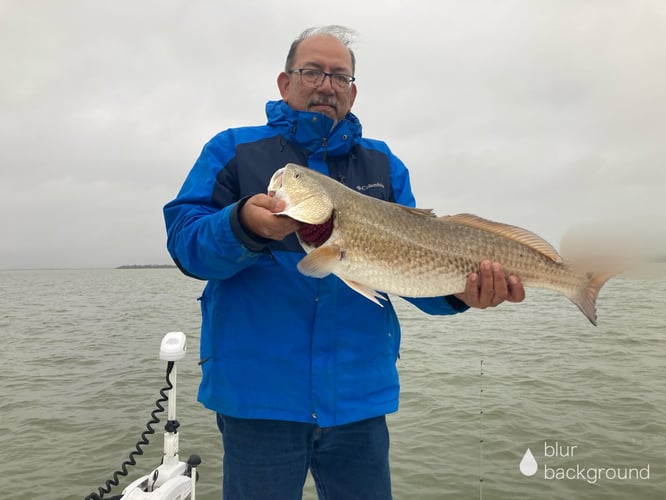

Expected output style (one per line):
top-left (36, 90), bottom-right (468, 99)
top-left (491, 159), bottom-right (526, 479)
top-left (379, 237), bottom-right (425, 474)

top-left (267, 163), bottom-right (334, 224)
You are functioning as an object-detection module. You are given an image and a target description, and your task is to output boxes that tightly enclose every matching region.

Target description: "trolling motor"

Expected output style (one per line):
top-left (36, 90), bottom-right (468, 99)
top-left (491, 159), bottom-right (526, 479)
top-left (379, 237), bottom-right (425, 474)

top-left (86, 332), bottom-right (201, 500)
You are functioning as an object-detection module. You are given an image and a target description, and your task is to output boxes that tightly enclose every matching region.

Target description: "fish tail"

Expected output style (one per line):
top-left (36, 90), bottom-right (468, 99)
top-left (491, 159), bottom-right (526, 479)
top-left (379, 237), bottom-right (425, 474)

top-left (567, 272), bottom-right (615, 326)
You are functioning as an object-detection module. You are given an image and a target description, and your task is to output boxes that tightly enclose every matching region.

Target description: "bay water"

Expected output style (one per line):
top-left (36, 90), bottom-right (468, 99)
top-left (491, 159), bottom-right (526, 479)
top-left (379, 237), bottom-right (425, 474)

top-left (1, 267), bottom-right (665, 499)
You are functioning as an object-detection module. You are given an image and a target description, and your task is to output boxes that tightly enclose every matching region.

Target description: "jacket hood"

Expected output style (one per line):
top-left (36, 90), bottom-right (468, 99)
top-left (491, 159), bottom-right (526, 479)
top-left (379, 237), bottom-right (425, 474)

top-left (265, 100), bottom-right (362, 157)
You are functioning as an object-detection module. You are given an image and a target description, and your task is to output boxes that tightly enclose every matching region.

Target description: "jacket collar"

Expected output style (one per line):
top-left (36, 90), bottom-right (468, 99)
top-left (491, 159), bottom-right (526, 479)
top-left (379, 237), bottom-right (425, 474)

top-left (265, 100), bottom-right (362, 157)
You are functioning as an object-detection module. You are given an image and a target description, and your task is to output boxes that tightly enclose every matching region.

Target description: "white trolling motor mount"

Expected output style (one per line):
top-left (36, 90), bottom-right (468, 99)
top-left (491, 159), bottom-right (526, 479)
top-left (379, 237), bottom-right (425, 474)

top-left (85, 331), bottom-right (201, 500)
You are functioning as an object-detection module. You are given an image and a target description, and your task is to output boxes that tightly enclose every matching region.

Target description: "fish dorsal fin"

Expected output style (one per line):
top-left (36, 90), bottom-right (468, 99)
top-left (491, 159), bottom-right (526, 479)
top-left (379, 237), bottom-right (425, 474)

top-left (399, 205), bottom-right (437, 218)
top-left (442, 213), bottom-right (563, 263)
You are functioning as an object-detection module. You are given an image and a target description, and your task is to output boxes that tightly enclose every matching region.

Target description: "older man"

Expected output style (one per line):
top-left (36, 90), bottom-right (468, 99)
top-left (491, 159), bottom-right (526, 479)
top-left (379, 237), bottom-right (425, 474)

top-left (164, 25), bottom-right (524, 500)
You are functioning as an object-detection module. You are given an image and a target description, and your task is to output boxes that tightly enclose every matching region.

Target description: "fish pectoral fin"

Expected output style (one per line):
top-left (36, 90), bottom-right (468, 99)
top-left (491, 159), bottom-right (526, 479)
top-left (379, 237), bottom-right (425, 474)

top-left (297, 246), bottom-right (386, 307)
top-left (442, 213), bottom-right (563, 263)
top-left (297, 245), bottom-right (342, 278)
top-left (341, 278), bottom-right (386, 307)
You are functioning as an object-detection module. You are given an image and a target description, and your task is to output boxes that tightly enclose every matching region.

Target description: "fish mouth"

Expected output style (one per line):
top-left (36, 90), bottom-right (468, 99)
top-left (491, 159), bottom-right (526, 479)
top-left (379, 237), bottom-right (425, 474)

top-left (267, 167), bottom-right (285, 197)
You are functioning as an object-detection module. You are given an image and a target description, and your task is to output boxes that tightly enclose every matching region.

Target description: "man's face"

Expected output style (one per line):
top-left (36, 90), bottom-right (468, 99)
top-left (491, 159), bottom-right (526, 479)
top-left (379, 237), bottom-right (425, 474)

top-left (278, 35), bottom-right (357, 122)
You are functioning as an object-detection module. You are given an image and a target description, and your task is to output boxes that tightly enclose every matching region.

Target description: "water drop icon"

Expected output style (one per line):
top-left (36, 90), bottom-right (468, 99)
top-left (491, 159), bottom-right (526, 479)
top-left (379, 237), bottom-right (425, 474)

top-left (519, 448), bottom-right (538, 476)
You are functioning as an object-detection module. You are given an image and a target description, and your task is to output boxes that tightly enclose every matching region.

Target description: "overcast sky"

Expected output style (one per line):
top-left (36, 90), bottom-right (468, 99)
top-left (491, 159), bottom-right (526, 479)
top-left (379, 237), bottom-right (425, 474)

top-left (2, 0), bottom-right (665, 269)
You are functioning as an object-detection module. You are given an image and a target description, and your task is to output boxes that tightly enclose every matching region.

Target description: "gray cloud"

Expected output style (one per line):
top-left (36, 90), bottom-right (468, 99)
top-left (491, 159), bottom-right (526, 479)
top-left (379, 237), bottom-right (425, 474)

top-left (2, 0), bottom-right (665, 268)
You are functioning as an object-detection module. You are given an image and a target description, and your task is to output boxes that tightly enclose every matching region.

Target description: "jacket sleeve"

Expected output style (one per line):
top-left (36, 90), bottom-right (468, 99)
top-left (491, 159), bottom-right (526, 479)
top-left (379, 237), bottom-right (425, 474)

top-left (387, 152), bottom-right (470, 316)
top-left (163, 133), bottom-right (269, 281)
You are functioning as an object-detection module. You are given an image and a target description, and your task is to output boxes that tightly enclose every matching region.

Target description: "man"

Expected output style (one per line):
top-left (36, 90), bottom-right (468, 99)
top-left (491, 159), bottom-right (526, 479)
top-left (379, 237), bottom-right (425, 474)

top-left (164, 25), bottom-right (524, 500)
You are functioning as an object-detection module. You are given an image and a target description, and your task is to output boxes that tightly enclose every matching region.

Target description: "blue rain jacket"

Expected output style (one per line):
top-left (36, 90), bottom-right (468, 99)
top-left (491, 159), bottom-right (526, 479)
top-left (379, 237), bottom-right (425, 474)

top-left (164, 100), bottom-right (467, 427)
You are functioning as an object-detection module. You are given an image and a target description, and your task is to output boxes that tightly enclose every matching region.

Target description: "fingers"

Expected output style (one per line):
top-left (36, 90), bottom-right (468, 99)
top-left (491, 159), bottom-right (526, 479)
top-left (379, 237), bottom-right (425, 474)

top-left (239, 194), bottom-right (300, 240)
top-left (455, 260), bottom-right (525, 309)
top-left (507, 274), bottom-right (526, 303)
top-left (250, 193), bottom-right (283, 213)
top-left (478, 261), bottom-right (507, 307)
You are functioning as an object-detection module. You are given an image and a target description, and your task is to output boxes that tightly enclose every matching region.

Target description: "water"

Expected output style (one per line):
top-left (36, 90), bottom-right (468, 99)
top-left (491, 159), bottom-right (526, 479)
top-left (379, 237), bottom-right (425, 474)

top-left (1, 267), bottom-right (665, 499)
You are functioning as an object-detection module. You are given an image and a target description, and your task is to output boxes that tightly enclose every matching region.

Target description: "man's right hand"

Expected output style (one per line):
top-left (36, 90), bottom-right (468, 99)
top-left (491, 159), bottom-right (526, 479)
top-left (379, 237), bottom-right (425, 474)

top-left (239, 194), bottom-right (301, 241)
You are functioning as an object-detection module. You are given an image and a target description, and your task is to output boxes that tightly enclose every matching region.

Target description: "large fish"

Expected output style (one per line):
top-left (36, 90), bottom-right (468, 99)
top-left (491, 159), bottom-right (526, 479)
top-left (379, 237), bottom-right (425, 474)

top-left (267, 163), bottom-right (613, 325)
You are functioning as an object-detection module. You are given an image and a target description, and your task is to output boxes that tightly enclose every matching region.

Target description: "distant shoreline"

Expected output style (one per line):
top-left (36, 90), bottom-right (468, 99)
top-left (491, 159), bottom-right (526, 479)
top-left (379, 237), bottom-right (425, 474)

top-left (115, 264), bottom-right (177, 269)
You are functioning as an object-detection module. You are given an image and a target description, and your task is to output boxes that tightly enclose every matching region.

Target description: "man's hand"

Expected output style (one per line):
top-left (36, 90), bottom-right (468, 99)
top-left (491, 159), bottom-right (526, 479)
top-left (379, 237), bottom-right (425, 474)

top-left (455, 260), bottom-right (525, 309)
top-left (239, 194), bottom-right (301, 240)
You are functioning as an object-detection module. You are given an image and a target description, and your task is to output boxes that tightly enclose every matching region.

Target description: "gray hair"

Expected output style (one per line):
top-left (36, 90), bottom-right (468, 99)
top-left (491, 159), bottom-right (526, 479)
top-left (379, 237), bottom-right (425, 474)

top-left (285, 25), bottom-right (357, 74)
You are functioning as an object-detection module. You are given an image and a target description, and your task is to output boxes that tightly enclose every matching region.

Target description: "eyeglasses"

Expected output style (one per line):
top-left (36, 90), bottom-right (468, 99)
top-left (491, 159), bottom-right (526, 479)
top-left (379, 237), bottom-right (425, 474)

top-left (288, 68), bottom-right (355, 91)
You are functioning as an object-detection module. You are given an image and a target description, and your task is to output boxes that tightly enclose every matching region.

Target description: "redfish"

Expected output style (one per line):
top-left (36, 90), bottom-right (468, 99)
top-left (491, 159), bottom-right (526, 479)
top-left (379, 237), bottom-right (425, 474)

top-left (268, 164), bottom-right (613, 325)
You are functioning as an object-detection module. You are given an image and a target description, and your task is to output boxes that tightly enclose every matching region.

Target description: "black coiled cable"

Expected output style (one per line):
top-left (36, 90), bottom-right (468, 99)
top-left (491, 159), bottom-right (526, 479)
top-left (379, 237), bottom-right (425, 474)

top-left (85, 361), bottom-right (175, 500)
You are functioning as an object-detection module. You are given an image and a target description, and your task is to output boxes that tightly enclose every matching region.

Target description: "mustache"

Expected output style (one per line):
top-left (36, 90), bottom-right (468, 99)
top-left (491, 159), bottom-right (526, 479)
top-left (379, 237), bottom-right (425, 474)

top-left (307, 98), bottom-right (338, 111)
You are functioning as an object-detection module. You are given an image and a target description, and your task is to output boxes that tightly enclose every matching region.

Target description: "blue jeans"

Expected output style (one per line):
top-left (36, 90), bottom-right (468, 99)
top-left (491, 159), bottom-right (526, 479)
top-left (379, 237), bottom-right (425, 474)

top-left (216, 414), bottom-right (392, 500)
